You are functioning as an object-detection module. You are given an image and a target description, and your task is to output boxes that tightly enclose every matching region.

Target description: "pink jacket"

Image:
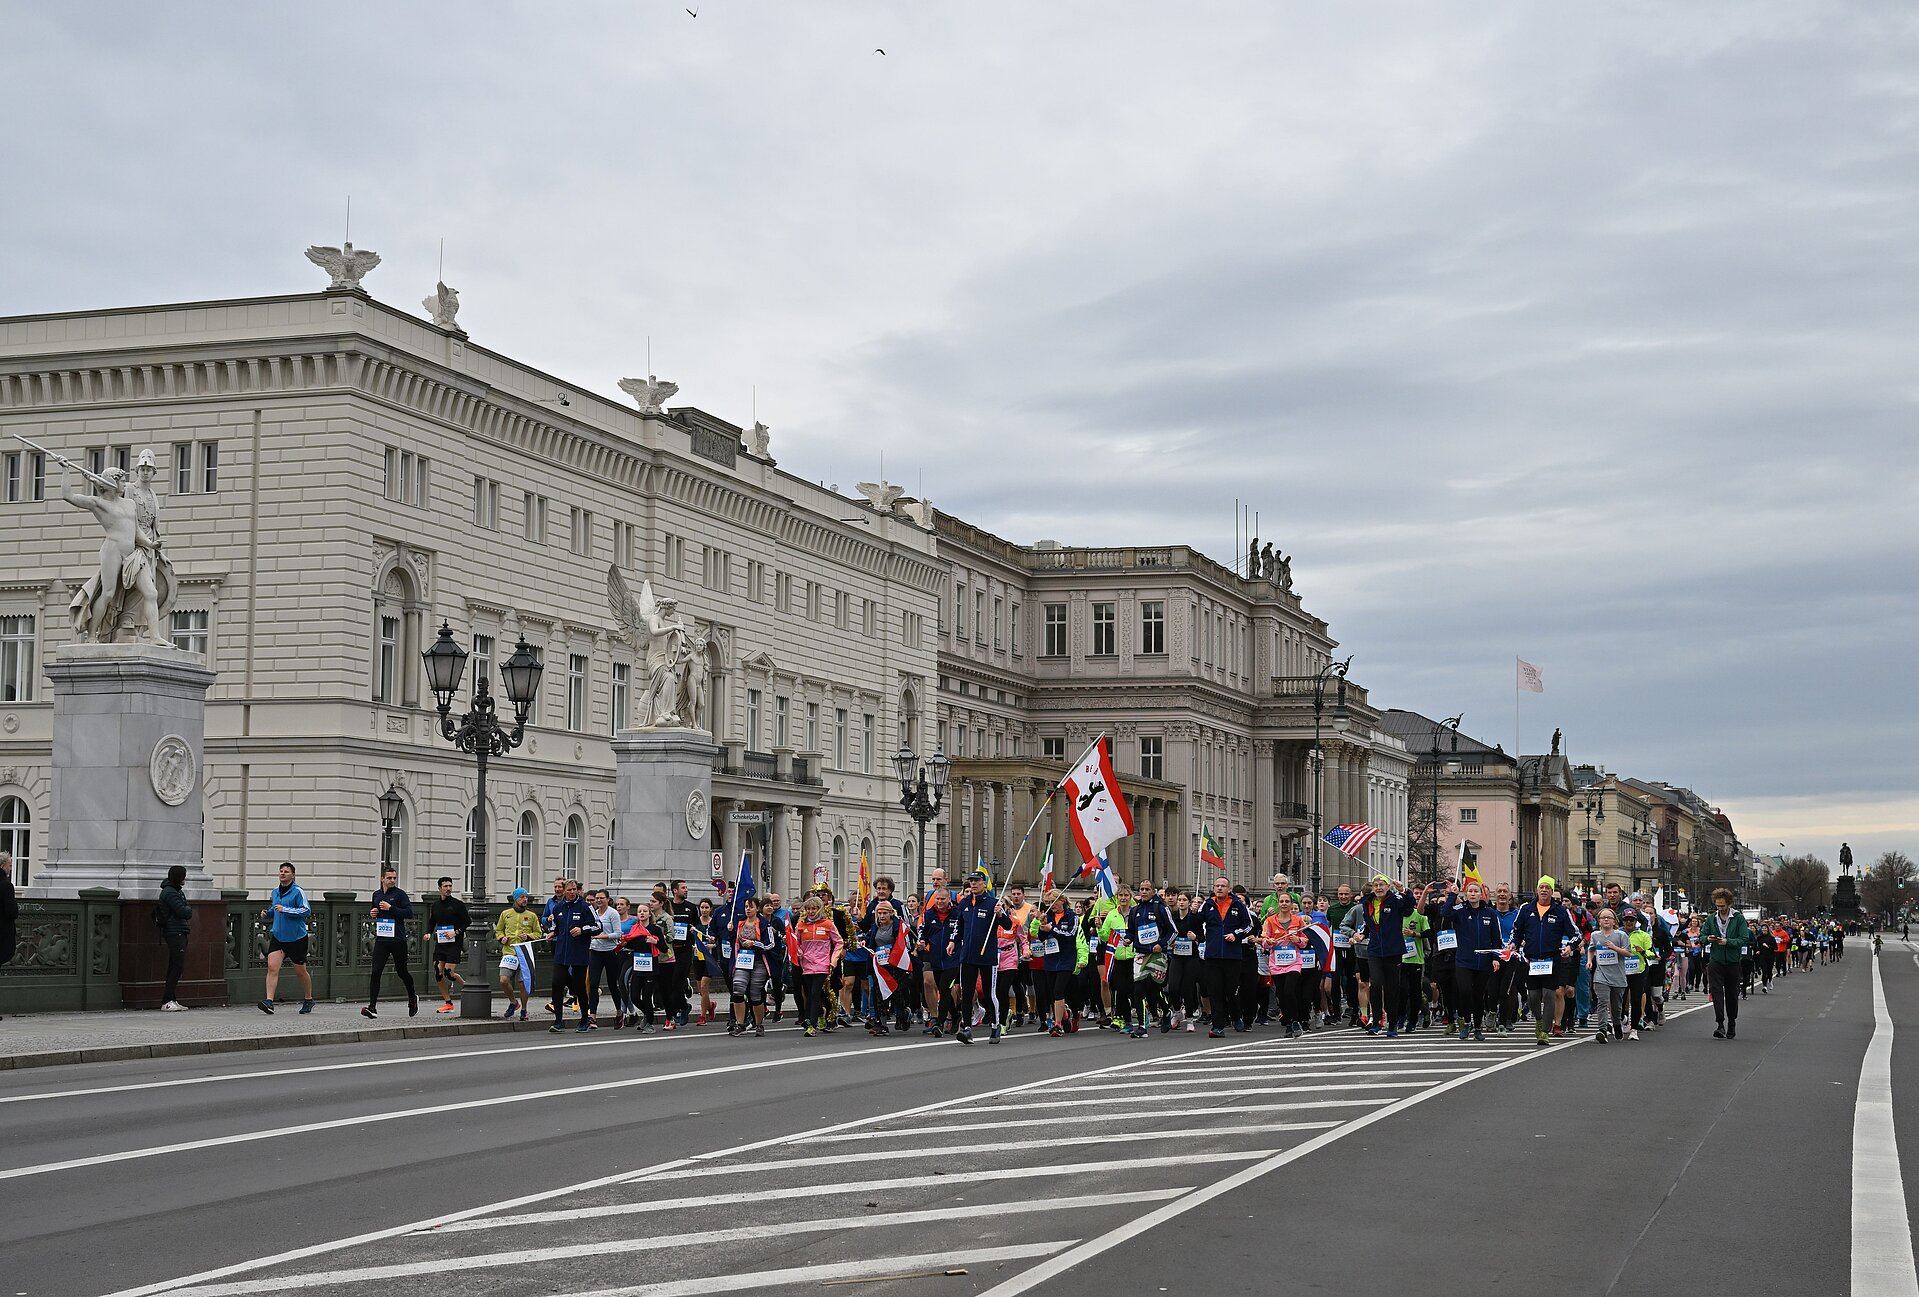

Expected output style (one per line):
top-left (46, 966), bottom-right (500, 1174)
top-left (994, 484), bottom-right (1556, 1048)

top-left (792, 918), bottom-right (843, 975)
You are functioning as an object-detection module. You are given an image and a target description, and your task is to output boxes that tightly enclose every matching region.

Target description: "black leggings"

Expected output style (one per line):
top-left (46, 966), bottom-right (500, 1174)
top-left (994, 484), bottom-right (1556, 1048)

top-left (368, 939), bottom-right (416, 1007)
top-left (799, 972), bottom-right (829, 1027)
top-left (933, 967), bottom-right (959, 1027)
top-left (551, 963), bottom-right (589, 1021)
top-left (1454, 965), bottom-right (1493, 1028)
top-left (163, 932), bottom-right (188, 1003)
top-left (956, 964), bottom-right (998, 1028)
top-left (1368, 956), bottom-right (1405, 1028)
top-left (624, 965), bottom-right (655, 1024)
top-left (587, 949), bottom-right (628, 1016)
top-left (1201, 959), bottom-right (1239, 1030)
top-left (1109, 965), bottom-right (1135, 1024)
top-left (1273, 970), bottom-right (1311, 1025)
top-left (1167, 957), bottom-right (1201, 1016)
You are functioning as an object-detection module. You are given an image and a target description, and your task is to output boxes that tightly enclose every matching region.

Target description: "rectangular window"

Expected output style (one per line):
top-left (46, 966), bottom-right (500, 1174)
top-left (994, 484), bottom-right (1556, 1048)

top-left (1, 452), bottom-right (41, 503)
top-left (1140, 600), bottom-right (1166, 655)
top-left (956, 727), bottom-right (967, 758)
top-left (1583, 839), bottom-right (1596, 870)
top-left (611, 662), bottom-right (630, 734)
top-left (937, 719), bottom-right (948, 753)
top-left (705, 547), bottom-right (730, 592)
top-left (1458, 807), bottom-right (1479, 824)
top-left (201, 442), bottom-right (219, 493)
top-left (524, 645), bottom-right (544, 723)
top-left (611, 520), bottom-right (635, 569)
top-left (1010, 604), bottom-right (1020, 655)
top-left (113, 447), bottom-right (130, 475)
top-left (1, 453), bottom-right (15, 504)
top-left (747, 559), bottom-right (765, 603)
top-left (974, 726), bottom-right (985, 757)
top-left (1090, 602), bottom-right (1116, 657)
top-left (566, 653), bottom-right (588, 732)
top-left (168, 610), bottom-right (209, 658)
top-left (862, 599), bottom-right (876, 638)
top-left (88, 448), bottom-right (105, 480)
top-left (472, 477), bottom-right (500, 529)
top-left (806, 702), bottom-right (820, 752)
top-left (472, 634), bottom-right (494, 696)
top-left (747, 689), bottom-right (763, 751)
top-left (863, 713), bottom-right (876, 773)
top-left (523, 492), bottom-right (547, 544)
top-left (836, 591), bottom-right (850, 631)
top-left (1043, 604), bottom-right (1068, 658)
top-left (1043, 736), bottom-right (1065, 761)
top-left (993, 597), bottom-right (1003, 648)
top-left (775, 572), bottom-right (792, 614)
top-left (1009, 735), bottom-right (1020, 758)
top-left (835, 708), bottom-right (848, 769)
top-left (1140, 735), bottom-right (1163, 781)
top-left (375, 615), bottom-right (400, 704)
top-left (807, 582), bottom-right (821, 622)
top-left (974, 590), bottom-right (985, 642)
top-left (775, 695), bottom-right (790, 747)
top-left (175, 443), bottom-right (193, 495)
top-left (0, 615), bottom-right (35, 702)
top-left (569, 506), bottom-right (594, 556)
top-left (955, 584), bottom-right (966, 639)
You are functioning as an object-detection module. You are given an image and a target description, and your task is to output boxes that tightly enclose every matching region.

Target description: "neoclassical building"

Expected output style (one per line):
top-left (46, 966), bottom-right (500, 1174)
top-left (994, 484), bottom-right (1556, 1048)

top-left (0, 275), bottom-right (1408, 904)
top-left (0, 285), bottom-right (944, 900)
top-left (936, 517), bottom-right (1410, 895)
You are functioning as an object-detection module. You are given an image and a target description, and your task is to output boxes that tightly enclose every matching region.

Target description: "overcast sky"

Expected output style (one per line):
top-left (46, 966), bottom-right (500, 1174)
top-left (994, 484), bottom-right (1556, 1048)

top-left (4, 1), bottom-right (1913, 868)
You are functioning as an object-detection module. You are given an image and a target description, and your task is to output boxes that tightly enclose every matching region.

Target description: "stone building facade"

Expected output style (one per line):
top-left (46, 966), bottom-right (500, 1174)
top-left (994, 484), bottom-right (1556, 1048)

top-left (0, 289), bottom-right (943, 900)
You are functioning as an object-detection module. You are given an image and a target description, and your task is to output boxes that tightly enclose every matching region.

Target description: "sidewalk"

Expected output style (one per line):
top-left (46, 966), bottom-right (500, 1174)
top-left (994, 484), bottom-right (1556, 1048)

top-left (0, 998), bottom-right (541, 1071)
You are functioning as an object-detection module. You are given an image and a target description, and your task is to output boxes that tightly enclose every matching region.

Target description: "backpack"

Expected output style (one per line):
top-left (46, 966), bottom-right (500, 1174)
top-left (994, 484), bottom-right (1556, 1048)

top-left (151, 900), bottom-right (168, 932)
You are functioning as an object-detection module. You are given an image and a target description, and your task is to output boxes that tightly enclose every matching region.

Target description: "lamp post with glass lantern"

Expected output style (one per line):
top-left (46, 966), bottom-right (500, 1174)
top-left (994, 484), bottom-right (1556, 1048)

top-left (1578, 791), bottom-right (1605, 894)
top-left (1308, 656), bottom-right (1352, 903)
top-left (1424, 714), bottom-right (1464, 885)
top-left (421, 621), bottom-right (544, 1017)
top-left (893, 743), bottom-right (951, 897)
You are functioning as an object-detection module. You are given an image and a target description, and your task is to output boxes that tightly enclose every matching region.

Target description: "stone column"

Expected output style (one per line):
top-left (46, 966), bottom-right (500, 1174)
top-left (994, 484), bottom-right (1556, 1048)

top-left (969, 781), bottom-right (985, 872)
top-left (1253, 740), bottom-right (1276, 880)
top-left (719, 799), bottom-right (741, 876)
top-left (799, 808), bottom-right (820, 893)
top-left (768, 804), bottom-right (789, 897)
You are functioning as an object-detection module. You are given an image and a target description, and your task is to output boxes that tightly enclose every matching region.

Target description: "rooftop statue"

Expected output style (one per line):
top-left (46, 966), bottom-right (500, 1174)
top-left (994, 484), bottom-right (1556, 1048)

top-left (304, 241), bottom-right (381, 291)
top-left (617, 375), bottom-right (679, 415)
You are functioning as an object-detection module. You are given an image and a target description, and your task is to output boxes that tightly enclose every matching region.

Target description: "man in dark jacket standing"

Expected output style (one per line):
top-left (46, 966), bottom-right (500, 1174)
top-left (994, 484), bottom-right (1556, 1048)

top-left (158, 865), bottom-right (193, 1010)
top-left (0, 853), bottom-right (17, 1019)
top-left (1194, 874), bottom-right (1254, 1038)
top-left (1506, 876), bottom-right (1577, 1046)
top-left (1359, 875), bottom-right (1417, 1038)
top-left (363, 866), bottom-right (418, 1019)
top-left (545, 878), bottom-right (600, 1033)
top-left (949, 870), bottom-right (1011, 1045)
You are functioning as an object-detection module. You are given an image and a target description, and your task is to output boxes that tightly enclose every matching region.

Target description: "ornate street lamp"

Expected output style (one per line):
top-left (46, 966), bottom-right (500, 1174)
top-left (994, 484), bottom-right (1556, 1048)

top-left (1425, 713), bottom-right (1463, 886)
top-left (422, 621), bottom-right (542, 1016)
top-left (1309, 656), bottom-right (1352, 903)
top-left (895, 742), bottom-right (950, 896)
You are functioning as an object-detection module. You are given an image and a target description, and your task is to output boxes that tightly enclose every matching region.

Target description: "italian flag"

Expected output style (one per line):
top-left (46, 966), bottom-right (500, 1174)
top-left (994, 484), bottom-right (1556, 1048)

top-left (1200, 826), bottom-right (1227, 871)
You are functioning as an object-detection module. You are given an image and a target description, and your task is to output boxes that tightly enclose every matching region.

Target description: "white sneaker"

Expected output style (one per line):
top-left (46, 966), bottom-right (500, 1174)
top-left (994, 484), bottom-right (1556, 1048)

top-left (160, 1000), bottom-right (187, 1012)
top-left (1626, 1028), bottom-right (1640, 1041)
top-left (1185, 1020), bottom-right (1196, 1033)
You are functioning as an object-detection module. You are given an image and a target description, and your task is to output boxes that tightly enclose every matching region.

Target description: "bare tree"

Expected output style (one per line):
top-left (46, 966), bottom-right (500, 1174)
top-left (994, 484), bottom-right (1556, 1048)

top-left (1861, 850), bottom-right (1916, 917)
top-left (1406, 767), bottom-right (1454, 885)
top-left (1763, 855), bottom-right (1831, 916)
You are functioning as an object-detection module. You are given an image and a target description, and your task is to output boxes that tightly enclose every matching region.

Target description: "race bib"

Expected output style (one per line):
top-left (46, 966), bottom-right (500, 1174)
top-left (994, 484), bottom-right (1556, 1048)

top-left (1040, 938), bottom-right (1060, 956)
top-left (734, 950), bottom-right (756, 971)
top-left (1596, 948), bottom-right (1618, 965)
top-left (1255, 949), bottom-right (1271, 975)
top-left (673, 922), bottom-right (689, 942)
top-left (499, 953), bottom-right (520, 971)
top-left (1623, 957), bottom-right (1642, 975)
top-left (434, 926), bottom-right (457, 944)
top-left (1436, 931), bottom-right (1458, 952)
top-left (375, 919), bottom-right (397, 939)
top-left (1300, 951), bottom-right (1318, 970)
top-left (632, 953), bottom-right (654, 972)
top-left (1173, 938), bottom-right (1195, 956)
top-left (1273, 945), bottom-right (1299, 969)
top-left (721, 941), bottom-right (733, 959)
top-left (1137, 922), bottom-right (1161, 947)
top-left (1404, 938), bottom-right (1417, 959)
top-left (1332, 931), bottom-right (1353, 949)
top-left (1528, 958), bottom-right (1555, 977)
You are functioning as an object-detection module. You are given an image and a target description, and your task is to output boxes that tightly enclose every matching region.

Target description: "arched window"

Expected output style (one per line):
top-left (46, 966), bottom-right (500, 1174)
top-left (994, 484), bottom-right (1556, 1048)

top-left (515, 812), bottom-right (538, 894)
top-left (0, 796), bottom-right (29, 887)
top-left (607, 819), bottom-right (618, 881)
top-left (899, 688), bottom-right (917, 752)
top-left (563, 814), bottom-right (584, 880)
top-left (832, 835), bottom-right (846, 893)
top-left (464, 808), bottom-right (484, 896)
top-left (371, 566), bottom-right (422, 707)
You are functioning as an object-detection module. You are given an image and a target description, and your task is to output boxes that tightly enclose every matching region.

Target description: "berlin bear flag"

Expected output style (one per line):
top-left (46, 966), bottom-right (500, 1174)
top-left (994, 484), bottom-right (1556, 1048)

top-left (1063, 735), bottom-right (1134, 865)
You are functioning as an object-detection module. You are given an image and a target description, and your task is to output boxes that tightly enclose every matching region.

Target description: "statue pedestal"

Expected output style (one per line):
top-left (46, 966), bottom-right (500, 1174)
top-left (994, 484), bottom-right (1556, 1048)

top-left (611, 729), bottom-right (719, 895)
top-left (28, 644), bottom-right (222, 1007)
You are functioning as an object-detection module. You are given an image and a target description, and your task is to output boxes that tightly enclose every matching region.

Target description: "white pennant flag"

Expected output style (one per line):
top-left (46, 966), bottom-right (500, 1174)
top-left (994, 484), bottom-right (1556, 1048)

top-left (1515, 657), bottom-right (1544, 694)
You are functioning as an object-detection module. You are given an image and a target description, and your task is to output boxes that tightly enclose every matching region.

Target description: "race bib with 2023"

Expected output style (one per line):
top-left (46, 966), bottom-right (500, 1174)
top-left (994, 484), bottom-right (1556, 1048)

top-left (1136, 923), bottom-right (1161, 947)
top-left (632, 953), bottom-right (654, 973)
top-left (435, 926), bottom-right (457, 944)
top-left (1436, 931), bottom-right (1457, 952)
top-left (375, 919), bottom-right (397, 939)
top-left (1529, 959), bottom-right (1555, 977)
top-left (734, 950), bottom-right (756, 971)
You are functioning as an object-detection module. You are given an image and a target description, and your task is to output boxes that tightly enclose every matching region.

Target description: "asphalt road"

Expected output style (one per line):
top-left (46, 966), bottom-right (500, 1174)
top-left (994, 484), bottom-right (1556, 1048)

top-left (1, 944), bottom-right (1912, 1297)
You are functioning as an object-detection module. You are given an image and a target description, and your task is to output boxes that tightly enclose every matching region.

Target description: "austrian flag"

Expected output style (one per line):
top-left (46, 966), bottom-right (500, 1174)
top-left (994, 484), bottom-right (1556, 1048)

top-left (871, 919), bottom-right (913, 1000)
top-left (1063, 736), bottom-right (1134, 864)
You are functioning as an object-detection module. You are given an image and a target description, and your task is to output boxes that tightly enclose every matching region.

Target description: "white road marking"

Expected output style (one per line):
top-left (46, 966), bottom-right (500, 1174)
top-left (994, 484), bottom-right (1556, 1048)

top-left (958, 1081), bottom-right (1435, 1112)
top-left (1124, 1054), bottom-right (1520, 1073)
top-left (667, 1144), bottom-right (1276, 1181)
top-left (556, 1244), bottom-right (1080, 1297)
top-left (0, 1031), bottom-right (1044, 1183)
top-left (1853, 952), bottom-right (1919, 1297)
top-left (1073, 1065), bottom-right (1479, 1086)
top-left (163, 1198), bottom-right (1161, 1295)
top-left (809, 1104), bottom-right (1379, 1139)
top-left (100, 1035), bottom-right (1270, 1296)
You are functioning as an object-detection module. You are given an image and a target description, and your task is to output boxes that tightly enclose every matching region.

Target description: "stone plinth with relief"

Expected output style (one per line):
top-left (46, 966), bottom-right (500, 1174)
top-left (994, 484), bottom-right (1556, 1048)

top-left (29, 643), bottom-right (218, 900)
top-left (611, 728), bottom-right (720, 895)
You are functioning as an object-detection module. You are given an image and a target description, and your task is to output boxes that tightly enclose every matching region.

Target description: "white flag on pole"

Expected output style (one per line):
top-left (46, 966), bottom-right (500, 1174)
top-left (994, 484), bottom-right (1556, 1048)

top-left (1515, 658), bottom-right (1544, 694)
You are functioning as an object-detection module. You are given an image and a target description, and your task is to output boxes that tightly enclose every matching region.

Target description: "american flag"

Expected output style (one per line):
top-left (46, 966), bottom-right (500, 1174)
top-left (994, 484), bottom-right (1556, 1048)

top-left (1323, 824), bottom-right (1381, 858)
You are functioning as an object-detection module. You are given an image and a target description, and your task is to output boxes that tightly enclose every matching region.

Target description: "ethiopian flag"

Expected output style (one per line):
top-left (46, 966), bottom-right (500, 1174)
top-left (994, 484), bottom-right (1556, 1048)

top-left (1200, 826), bottom-right (1227, 871)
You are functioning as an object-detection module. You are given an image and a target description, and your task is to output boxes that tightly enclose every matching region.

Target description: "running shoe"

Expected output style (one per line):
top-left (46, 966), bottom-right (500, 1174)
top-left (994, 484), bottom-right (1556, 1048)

top-left (754, 1022), bottom-right (765, 1037)
top-left (575, 1023), bottom-right (591, 1033)
top-left (518, 1007), bottom-right (528, 1021)
top-left (502, 1002), bottom-right (516, 1018)
top-left (989, 1025), bottom-right (1001, 1044)
top-left (1626, 1028), bottom-right (1640, 1041)
top-left (299, 1000), bottom-right (314, 1014)
top-left (408, 993), bottom-right (419, 1017)
top-left (1384, 1028), bottom-right (1399, 1039)
top-left (1186, 1020), bottom-right (1197, 1033)
top-left (1208, 1028), bottom-right (1226, 1038)
top-left (360, 1006), bottom-right (378, 1019)
top-left (548, 1023), bottom-right (565, 1033)
top-left (804, 1026), bottom-right (817, 1037)
top-left (257, 998), bottom-right (275, 1015)
top-left (1049, 1023), bottom-right (1064, 1038)
top-left (436, 1001), bottom-right (455, 1014)
top-left (955, 1028), bottom-right (973, 1045)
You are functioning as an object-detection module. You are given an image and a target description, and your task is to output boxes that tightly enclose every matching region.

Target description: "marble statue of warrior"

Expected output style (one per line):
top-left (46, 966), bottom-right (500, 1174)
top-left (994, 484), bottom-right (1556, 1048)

top-left (607, 565), bottom-right (704, 730)
top-left (63, 449), bottom-right (175, 645)
top-left (675, 628), bottom-right (710, 732)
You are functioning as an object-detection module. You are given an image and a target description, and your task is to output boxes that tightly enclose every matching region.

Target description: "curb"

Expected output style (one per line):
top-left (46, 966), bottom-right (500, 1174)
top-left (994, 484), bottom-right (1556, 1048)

top-left (0, 1017), bottom-right (542, 1072)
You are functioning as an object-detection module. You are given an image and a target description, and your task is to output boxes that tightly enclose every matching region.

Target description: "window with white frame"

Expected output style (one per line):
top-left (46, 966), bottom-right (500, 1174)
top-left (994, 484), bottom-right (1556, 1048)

top-left (955, 583), bottom-right (965, 638)
top-left (993, 597), bottom-right (1002, 648)
top-left (1043, 736), bottom-right (1065, 761)
top-left (174, 443), bottom-right (194, 495)
top-left (705, 547), bottom-right (730, 592)
top-left (1090, 603), bottom-right (1116, 657)
top-left (472, 477), bottom-right (500, 529)
top-left (611, 520), bottom-right (636, 569)
top-left (1140, 735), bottom-right (1163, 781)
top-left (1458, 807), bottom-right (1479, 824)
top-left (1043, 604), bottom-right (1067, 658)
top-left (1010, 603), bottom-right (1020, 655)
top-left (563, 814), bottom-right (583, 879)
top-left (805, 702), bottom-right (819, 752)
top-left (775, 695), bottom-right (789, 747)
top-left (375, 615), bottom-right (400, 704)
top-left (515, 812), bottom-right (538, 892)
top-left (863, 713), bottom-right (876, 773)
top-left (1, 616), bottom-right (35, 702)
top-left (566, 653), bottom-right (588, 731)
top-left (200, 442), bottom-right (219, 493)
top-left (664, 534), bottom-right (686, 580)
top-left (835, 591), bottom-right (850, 631)
top-left (0, 795), bottom-right (31, 886)
top-left (746, 689), bottom-right (763, 751)
top-left (464, 808), bottom-right (484, 895)
top-left (383, 447), bottom-right (428, 506)
top-left (862, 598), bottom-right (876, 638)
top-left (569, 507), bottom-right (593, 556)
top-left (1139, 600), bottom-right (1166, 655)
top-left (3, 450), bottom-right (45, 503)
top-left (169, 610), bottom-right (209, 658)
top-left (523, 492), bottom-right (547, 543)
top-left (472, 634), bottom-right (494, 696)
top-left (835, 707), bottom-right (849, 768)
top-left (610, 662), bottom-right (630, 734)
top-left (974, 590), bottom-right (985, 642)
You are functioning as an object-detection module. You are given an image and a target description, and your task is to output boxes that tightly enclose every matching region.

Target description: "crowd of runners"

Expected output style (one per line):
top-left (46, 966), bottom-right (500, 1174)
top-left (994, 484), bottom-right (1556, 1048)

top-left (316, 864), bottom-right (1858, 1049)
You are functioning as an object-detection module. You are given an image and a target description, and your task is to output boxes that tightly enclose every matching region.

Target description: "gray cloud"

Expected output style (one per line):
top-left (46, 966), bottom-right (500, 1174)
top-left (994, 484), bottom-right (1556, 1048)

top-left (2, 0), bottom-right (1913, 860)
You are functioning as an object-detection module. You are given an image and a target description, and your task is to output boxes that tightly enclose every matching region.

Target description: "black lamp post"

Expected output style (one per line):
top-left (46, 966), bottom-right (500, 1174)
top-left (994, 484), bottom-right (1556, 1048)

top-left (1309, 656), bottom-right (1352, 903)
top-left (1426, 714), bottom-right (1463, 885)
top-left (1579, 792), bottom-right (1605, 893)
top-left (378, 787), bottom-right (403, 874)
top-left (894, 743), bottom-right (951, 896)
top-left (423, 622), bottom-right (543, 1017)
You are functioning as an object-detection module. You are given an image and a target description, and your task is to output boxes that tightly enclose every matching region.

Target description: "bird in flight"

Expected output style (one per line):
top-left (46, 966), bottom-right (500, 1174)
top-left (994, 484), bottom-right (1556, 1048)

top-left (686, 7), bottom-right (697, 15)
top-left (875, 48), bottom-right (886, 55)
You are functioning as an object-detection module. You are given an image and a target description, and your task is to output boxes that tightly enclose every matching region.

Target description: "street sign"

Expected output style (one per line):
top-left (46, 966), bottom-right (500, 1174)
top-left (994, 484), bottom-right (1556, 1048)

top-left (711, 851), bottom-right (724, 878)
top-left (728, 810), bottom-right (768, 825)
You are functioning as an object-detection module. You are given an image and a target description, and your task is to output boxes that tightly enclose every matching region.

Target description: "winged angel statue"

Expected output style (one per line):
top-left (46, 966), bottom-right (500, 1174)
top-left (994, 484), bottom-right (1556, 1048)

top-left (607, 565), bottom-right (708, 731)
top-left (304, 241), bottom-right (381, 291)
